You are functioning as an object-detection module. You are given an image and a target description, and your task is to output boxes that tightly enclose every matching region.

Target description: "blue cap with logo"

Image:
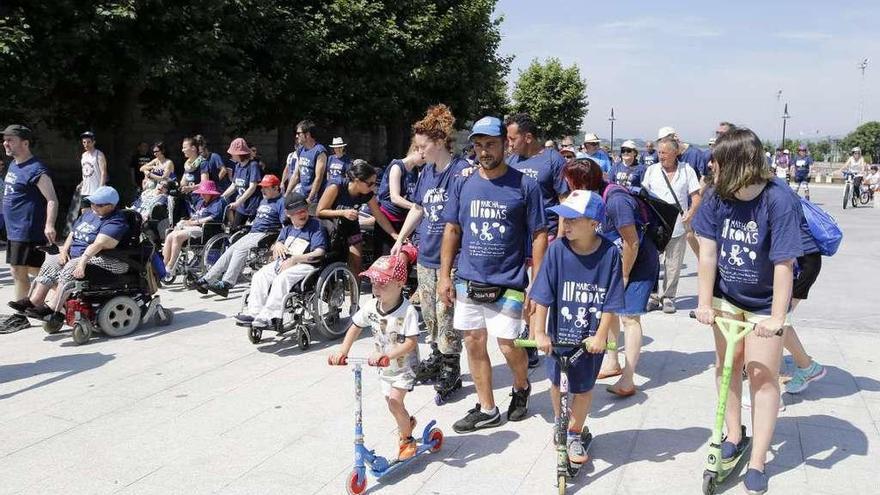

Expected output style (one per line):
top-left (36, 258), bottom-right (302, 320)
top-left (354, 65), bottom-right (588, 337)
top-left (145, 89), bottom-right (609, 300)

top-left (468, 116), bottom-right (503, 140)
top-left (548, 190), bottom-right (605, 223)
top-left (86, 186), bottom-right (120, 206)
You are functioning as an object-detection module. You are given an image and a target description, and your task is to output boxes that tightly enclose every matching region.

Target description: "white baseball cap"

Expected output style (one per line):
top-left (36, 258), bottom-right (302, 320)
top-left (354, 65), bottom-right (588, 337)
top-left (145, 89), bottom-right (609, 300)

top-left (621, 140), bottom-right (638, 150)
top-left (548, 190), bottom-right (605, 222)
top-left (657, 126), bottom-right (676, 140)
top-left (583, 132), bottom-right (600, 144)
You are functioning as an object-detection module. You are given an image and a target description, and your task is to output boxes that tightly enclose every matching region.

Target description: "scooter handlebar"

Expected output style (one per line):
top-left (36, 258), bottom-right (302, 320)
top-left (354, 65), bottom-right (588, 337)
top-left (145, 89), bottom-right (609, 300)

top-left (688, 312), bottom-right (783, 337)
top-left (327, 355), bottom-right (390, 367)
top-left (514, 338), bottom-right (617, 351)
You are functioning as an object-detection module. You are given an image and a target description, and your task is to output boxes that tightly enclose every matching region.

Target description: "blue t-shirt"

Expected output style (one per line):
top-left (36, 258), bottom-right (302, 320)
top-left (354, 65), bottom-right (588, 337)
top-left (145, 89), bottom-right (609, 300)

top-left (378, 159), bottom-right (419, 220)
top-left (609, 162), bottom-right (646, 188)
top-left (192, 197), bottom-right (225, 223)
top-left (329, 177), bottom-right (375, 211)
top-left (444, 167), bottom-right (546, 289)
top-left (530, 238), bottom-right (626, 344)
top-left (231, 160), bottom-right (263, 215)
top-left (588, 149), bottom-right (613, 174)
top-left (679, 146), bottom-right (709, 179)
top-left (507, 148), bottom-right (569, 234)
top-left (692, 181), bottom-right (804, 314)
top-left (277, 218), bottom-right (328, 258)
top-left (793, 156), bottom-right (813, 181)
top-left (250, 195), bottom-right (286, 233)
top-left (326, 155), bottom-right (352, 182)
top-left (639, 150), bottom-right (658, 167)
top-left (290, 144), bottom-right (328, 198)
top-left (69, 210), bottom-right (129, 258)
top-left (412, 157), bottom-right (470, 268)
top-left (3, 157), bottom-right (50, 242)
top-left (600, 184), bottom-right (660, 283)
top-left (200, 153), bottom-right (229, 191)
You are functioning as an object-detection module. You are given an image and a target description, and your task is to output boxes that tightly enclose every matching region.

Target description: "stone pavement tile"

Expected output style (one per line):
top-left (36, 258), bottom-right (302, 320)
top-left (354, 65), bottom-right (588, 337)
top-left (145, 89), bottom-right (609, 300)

top-left (0, 412), bottom-right (77, 457)
top-left (863, 398), bottom-right (880, 428)
top-left (134, 464), bottom-right (239, 495)
top-left (781, 377), bottom-right (865, 409)
top-left (513, 438), bottom-right (623, 495)
top-left (216, 469), bottom-right (325, 495)
top-left (785, 400), bottom-right (878, 436)
top-left (800, 423), bottom-right (876, 495)
top-left (6, 473), bottom-right (121, 495)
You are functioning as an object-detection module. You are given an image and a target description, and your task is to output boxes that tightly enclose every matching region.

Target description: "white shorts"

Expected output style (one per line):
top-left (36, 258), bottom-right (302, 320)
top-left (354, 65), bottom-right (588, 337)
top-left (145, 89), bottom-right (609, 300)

top-left (453, 281), bottom-right (525, 340)
top-left (379, 367), bottom-right (416, 397)
top-left (181, 226), bottom-right (204, 239)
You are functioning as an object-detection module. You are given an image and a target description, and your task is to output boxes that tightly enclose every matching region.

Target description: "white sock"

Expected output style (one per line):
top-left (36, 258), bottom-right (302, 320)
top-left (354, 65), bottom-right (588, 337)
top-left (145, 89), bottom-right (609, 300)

top-left (481, 406), bottom-right (497, 416)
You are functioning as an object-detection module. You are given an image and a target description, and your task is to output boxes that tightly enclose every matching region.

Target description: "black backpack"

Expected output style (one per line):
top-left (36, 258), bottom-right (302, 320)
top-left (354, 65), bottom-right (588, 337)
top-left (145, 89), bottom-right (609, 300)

top-left (602, 184), bottom-right (680, 253)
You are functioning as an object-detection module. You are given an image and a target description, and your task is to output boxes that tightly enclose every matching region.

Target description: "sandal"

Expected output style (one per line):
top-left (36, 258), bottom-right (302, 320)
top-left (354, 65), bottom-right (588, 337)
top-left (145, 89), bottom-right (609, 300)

top-left (606, 385), bottom-right (637, 397)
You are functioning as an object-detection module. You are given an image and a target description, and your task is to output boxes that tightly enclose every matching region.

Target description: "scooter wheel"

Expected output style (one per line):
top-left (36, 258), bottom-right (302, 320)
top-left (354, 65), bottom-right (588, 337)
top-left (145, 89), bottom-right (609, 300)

top-left (557, 474), bottom-right (567, 495)
top-left (346, 470), bottom-right (367, 495)
top-left (702, 471), bottom-right (717, 495)
top-left (248, 326), bottom-right (263, 344)
top-left (428, 427), bottom-right (444, 453)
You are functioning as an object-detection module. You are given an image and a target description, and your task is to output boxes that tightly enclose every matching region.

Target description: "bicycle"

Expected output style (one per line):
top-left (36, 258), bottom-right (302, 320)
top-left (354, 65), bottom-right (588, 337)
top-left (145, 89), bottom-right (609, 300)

top-left (842, 171), bottom-right (870, 209)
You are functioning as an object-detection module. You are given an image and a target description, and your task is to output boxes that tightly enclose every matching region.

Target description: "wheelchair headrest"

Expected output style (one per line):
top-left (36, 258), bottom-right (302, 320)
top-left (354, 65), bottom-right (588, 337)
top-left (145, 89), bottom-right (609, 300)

top-left (117, 209), bottom-right (144, 248)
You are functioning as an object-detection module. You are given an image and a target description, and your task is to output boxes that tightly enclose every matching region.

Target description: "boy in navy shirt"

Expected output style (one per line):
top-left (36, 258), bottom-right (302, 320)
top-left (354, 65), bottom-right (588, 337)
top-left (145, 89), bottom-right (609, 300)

top-left (2, 125), bottom-right (59, 332)
top-left (438, 116), bottom-right (548, 433)
top-left (531, 190), bottom-right (625, 467)
top-left (198, 175), bottom-right (286, 296)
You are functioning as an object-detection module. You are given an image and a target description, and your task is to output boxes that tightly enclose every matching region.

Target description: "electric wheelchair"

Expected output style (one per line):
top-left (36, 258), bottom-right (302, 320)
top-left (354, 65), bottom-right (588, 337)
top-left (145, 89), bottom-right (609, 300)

top-left (41, 209), bottom-right (174, 345)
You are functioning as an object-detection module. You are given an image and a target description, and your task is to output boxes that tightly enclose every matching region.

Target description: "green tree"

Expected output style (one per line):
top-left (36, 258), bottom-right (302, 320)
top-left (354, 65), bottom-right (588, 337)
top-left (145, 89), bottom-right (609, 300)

top-left (511, 57), bottom-right (587, 139)
top-left (841, 121), bottom-right (880, 163)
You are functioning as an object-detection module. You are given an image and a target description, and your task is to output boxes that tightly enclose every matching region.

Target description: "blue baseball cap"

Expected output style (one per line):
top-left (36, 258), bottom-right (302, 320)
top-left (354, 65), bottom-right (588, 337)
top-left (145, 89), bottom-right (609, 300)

top-left (468, 116), bottom-right (503, 140)
top-left (86, 186), bottom-right (120, 206)
top-left (548, 190), bottom-right (605, 222)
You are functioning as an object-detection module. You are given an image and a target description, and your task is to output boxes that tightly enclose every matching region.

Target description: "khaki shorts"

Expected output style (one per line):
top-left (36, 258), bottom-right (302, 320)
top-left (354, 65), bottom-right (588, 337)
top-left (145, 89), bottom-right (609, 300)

top-left (379, 367), bottom-right (416, 397)
top-left (712, 297), bottom-right (791, 326)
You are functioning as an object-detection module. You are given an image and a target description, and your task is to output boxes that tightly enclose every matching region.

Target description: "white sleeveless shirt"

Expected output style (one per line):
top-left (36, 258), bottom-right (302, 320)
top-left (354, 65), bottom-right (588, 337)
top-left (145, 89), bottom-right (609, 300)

top-left (80, 149), bottom-right (104, 195)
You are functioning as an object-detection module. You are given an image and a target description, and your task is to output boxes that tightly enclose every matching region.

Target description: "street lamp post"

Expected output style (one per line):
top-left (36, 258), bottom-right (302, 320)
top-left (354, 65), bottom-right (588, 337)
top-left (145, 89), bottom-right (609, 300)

top-left (781, 103), bottom-right (791, 150)
top-left (608, 107), bottom-right (616, 151)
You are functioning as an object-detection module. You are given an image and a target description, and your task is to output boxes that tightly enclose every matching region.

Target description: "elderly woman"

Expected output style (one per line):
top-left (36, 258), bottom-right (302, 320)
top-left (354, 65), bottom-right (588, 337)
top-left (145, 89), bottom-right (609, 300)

top-left (162, 180), bottom-right (225, 270)
top-left (8, 186), bottom-right (130, 319)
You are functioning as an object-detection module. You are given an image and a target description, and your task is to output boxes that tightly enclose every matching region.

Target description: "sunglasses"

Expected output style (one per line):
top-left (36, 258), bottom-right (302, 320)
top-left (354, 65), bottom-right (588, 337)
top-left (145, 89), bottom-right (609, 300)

top-left (621, 149), bottom-right (636, 154)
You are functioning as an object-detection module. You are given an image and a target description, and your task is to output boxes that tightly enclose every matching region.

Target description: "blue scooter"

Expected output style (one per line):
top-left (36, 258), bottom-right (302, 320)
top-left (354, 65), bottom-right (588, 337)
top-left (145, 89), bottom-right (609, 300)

top-left (330, 355), bottom-right (444, 495)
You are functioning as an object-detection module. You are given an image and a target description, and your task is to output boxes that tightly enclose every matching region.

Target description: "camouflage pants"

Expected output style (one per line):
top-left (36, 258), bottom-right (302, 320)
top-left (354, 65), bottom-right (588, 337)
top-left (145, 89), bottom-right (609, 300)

top-left (416, 264), bottom-right (461, 355)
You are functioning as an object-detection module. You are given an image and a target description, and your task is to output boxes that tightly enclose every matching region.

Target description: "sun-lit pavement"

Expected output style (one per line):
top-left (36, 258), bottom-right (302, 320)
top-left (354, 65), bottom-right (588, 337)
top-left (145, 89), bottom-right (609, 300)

top-left (0, 185), bottom-right (877, 495)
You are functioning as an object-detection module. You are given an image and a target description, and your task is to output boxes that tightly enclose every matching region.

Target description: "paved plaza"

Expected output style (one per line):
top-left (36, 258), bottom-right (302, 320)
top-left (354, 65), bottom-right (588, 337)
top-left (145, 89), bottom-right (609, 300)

top-left (0, 185), bottom-right (877, 495)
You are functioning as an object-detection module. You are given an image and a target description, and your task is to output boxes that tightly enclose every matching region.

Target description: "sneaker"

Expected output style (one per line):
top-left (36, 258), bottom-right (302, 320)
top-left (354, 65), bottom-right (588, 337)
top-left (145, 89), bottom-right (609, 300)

top-left (8, 298), bottom-right (35, 313)
top-left (452, 404), bottom-right (501, 433)
top-left (743, 468), bottom-right (768, 494)
top-left (566, 433), bottom-right (588, 465)
top-left (662, 298), bottom-right (676, 314)
top-left (526, 346), bottom-right (540, 369)
top-left (646, 297), bottom-right (661, 312)
top-left (207, 281), bottom-right (230, 297)
top-left (235, 313), bottom-right (254, 325)
top-left (0, 313), bottom-right (31, 334)
top-left (507, 383), bottom-right (531, 422)
top-left (397, 436), bottom-right (417, 461)
top-left (194, 278), bottom-right (209, 295)
top-left (784, 361), bottom-right (826, 394)
top-left (252, 318), bottom-right (270, 330)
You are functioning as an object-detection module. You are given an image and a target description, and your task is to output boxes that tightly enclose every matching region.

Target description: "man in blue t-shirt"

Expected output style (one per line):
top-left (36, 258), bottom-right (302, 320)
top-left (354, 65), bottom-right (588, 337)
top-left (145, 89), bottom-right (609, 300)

top-left (438, 116), bottom-right (548, 433)
top-left (198, 175), bottom-right (286, 296)
top-left (639, 140), bottom-right (658, 166)
top-left (791, 144), bottom-right (813, 200)
top-left (582, 133), bottom-right (612, 175)
top-left (2, 125), bottom-right (60, 332)
top-left (284, 120), bottom-right (329, 205)
top-left (236, 192), bottom-right (328, 328)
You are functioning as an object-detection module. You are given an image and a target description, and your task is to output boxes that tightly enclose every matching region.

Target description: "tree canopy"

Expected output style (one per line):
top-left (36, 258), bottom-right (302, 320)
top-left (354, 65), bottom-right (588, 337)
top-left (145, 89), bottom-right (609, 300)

top-left (0, 0), bottom-right (510, 151)
top-left (841, 121), bottom-right (880, 162)
top-left (511, 57), bottom-right (587, 139)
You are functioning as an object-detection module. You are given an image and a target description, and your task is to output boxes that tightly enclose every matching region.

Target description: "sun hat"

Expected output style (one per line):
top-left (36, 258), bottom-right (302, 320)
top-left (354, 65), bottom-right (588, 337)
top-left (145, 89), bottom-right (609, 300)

top-left (783, 149), bottom-right (790, 154)
top-left (797, 144), bottom-right (807, 151)
top-left (227, 137), bottom-right (250, 156)
top-left (86, 186), bottom-right (120, 206)
top-left (548, 190), bottom-right (605, 223)
top-left (583, 133), bottom-right (600, 144)
top-left (560, 146), bottom-right (577, 157)
top-left (469, 116), bottom-right (503, 140)
top-left (359, 244), bottom-right (418, 284)
top-left (657, 126), bottom-right (676, 140)
top-left (852, 147), bottom-right (861, 153)
top-left (621, 140), bottom-right (638, 151)
top-left (193, 180), bottom-right (221, 196)
top-left (330, 137), bottom-right (346, 148)
top-left (258, 174), bottom-right (281, 187)
top-left (2, 124), bottom-right (33, 140)
top-left (284, 192), bottom-right (308, 211)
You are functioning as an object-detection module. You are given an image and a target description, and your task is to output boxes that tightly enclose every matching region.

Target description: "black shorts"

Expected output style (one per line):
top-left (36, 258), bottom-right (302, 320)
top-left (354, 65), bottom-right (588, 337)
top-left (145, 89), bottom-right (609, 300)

top-left (6, 240), bottom-right (46, 268)
top-left (793, 252), bottom-right (822, 300)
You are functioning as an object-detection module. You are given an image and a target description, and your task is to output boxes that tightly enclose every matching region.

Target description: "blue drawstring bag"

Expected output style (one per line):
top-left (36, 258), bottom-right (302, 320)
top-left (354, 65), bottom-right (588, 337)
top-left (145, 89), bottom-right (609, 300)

top-left (800, 198), bottom-right (843, 256)
top-left (150, 252), bottom-right (168, 279)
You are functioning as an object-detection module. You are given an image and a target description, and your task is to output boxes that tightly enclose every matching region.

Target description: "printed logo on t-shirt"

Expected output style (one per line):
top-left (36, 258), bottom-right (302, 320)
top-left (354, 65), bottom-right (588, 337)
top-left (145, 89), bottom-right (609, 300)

top-left (719, 218), bottom-right (760, 283)
top-left (558, 281), bottom-right (606, 341)
top-left (423, 187), bottom-right (449, 223)
top-left (518, 167), bottom-right (539, 181)
top-left (255, 203), bottom-right (273, 220)
top-left (615, 170), bottom-right (634, 187)
top-left (235, 177), bottom-right (247, 195)
top-left (73, 221), bottom-right (98, 242)
top-left (796, 159), bottom-right (807, 169)
top-left (467, 200), bottom-right (508, 251)
top-left (4, 171), bottom-right (17, 196)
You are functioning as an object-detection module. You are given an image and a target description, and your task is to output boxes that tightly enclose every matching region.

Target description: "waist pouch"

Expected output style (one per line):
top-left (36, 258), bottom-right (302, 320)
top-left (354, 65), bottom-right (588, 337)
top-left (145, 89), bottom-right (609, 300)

top-left (466, 280), bottom-right (505, 304)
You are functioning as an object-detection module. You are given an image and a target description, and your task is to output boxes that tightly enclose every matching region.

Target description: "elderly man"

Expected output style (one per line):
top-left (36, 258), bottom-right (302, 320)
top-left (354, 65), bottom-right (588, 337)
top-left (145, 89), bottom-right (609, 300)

top-left (657, 126), bottom-right (708, 258)
top-left (642, 137), bottom-right (701, 313)
top-left (582, 133), bottom-right (612, 175)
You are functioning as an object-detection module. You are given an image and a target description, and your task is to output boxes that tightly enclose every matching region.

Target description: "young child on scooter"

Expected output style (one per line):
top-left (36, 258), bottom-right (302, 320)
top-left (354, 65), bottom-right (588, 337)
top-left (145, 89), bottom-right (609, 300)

top-left (529, 190), bottom-right (625, 465)
top-left (329, 245), bottom-right (421, 461)
top-left (692, 128), bottom-right (803, 495)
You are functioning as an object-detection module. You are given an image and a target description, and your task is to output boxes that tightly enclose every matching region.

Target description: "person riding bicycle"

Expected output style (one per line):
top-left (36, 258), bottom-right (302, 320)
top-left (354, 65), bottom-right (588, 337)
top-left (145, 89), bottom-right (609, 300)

top-left (839, 147), bottom-right (867, 195)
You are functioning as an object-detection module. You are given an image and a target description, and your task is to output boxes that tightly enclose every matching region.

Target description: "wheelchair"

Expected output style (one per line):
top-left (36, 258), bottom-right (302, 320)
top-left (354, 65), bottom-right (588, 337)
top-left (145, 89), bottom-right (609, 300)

top-left (41, 209), bottom-right (174, 345)
top-left (240, 228), bottom-right (361, 349)
top-left (199, 220), bottom-right (279, 283)
top-left (162, 221), bottom-right (225, 285)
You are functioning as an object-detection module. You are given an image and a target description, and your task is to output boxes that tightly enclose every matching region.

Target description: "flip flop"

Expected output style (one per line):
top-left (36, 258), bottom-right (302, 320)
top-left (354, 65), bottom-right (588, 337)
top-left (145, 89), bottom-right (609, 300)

top-left (597, 369), bottom-right (622, 379)
top-left (606, 385), bottom-right (637, 397)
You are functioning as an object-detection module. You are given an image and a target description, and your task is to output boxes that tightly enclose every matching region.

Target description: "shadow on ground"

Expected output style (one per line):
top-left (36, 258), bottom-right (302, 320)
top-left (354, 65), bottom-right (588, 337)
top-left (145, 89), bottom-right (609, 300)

top-left (0, 352), bottom-right (116, 399)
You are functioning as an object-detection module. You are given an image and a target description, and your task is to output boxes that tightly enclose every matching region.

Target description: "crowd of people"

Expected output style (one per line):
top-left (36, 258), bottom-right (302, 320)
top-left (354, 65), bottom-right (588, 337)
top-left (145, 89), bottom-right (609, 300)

top-left (2, 106), bottom-right (838, 493)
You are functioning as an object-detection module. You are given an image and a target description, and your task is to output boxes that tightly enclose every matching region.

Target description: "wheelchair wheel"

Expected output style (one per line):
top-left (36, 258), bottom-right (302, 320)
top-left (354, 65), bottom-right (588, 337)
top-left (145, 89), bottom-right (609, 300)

top-left (843, 183), bottom-right (851, 209)
top-left (43, 316), bottom-right (64, 335)
top-left (98, 296), bottom-right (141, 337)
top-left (72, 322), bottom-right (93, 345)
top-left (860, 189), bottom-right (872, 205)
top-left (313, 262), bottom-right (360, 340)
top-left (201, 233), bottom-right (232, 273)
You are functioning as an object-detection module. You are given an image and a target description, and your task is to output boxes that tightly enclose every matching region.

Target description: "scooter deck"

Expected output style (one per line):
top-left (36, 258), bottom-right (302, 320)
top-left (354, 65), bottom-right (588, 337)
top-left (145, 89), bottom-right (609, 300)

top-left (564, 428), bottom-right (594, 476)
top-left (716, 436), bottom-right (751, 483)
top-left (373, 442), bottom-right (436, 479)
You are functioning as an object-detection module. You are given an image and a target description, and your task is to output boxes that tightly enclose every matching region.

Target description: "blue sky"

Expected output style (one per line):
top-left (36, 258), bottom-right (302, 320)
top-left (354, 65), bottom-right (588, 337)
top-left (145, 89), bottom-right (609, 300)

top-left (495, 0), bottom-right (880, 144)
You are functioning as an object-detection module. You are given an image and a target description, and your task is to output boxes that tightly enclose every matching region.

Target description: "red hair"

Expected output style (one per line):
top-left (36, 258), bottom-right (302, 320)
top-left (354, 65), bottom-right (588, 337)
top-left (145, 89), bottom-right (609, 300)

top-left (562, 160), bottom-right (604, 192)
